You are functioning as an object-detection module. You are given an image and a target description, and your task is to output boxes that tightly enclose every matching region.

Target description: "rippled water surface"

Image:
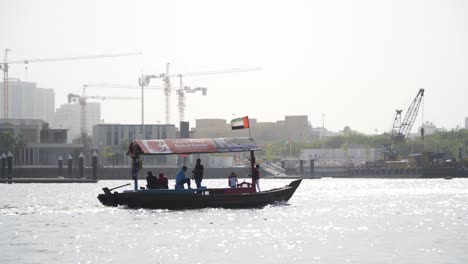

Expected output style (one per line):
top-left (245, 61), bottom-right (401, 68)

top-left (1, 178), bottom-right (468, 263)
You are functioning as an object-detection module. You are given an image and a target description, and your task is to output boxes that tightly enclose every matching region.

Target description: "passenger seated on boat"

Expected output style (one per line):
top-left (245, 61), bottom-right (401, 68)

top-left (146, 171), bottom-right (159, 189)
top-left (228, 172), bottom-right (238, 188)
top-left (158, 173), bottom-right (169, 189)
top-left (175, 166), bottom-right (191, 189)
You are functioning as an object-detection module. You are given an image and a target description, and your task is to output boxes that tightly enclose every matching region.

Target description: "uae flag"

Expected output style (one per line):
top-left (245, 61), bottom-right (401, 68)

top-left (231, 116), bottom-right (250, 130)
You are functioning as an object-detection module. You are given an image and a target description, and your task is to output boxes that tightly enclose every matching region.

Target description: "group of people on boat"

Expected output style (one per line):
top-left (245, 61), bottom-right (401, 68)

top-left (146, 171), bottom-right (169, 189)
top-left (173, 158), bottom-right (205, 189)
top-left (145, 158), bottom-right (261, 191)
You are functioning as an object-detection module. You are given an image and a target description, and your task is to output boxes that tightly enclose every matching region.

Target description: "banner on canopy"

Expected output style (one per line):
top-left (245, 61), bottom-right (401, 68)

top-left (135, 137), bottom-right (259, 155)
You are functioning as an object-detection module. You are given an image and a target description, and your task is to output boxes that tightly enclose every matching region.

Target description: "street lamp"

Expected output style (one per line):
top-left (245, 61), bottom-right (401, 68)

top-left (138, 74), bottom-right (151, 140)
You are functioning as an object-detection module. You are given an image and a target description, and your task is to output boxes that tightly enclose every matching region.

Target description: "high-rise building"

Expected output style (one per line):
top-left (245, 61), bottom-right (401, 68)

top-left (51, 102), bottom-right (101, 142)
top-left (0, 79), bottom-right (55, 122)
top-left (465, 117), bottom-right (468, 129)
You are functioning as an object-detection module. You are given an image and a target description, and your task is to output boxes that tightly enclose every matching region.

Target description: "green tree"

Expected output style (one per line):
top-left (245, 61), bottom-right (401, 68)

top-left (14, 132), bottom-right (27, 165)
top-left (0, 131), bottom-right (15, 154)
top-left (100, 146), bottom-right (114, 166)
top-left (120, 138), bottom-right (130, 165)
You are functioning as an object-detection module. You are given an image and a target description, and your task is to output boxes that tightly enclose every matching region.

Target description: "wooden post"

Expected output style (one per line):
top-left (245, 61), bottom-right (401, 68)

top-left (92, 151), bottom-right (98, 180)
top-left (79, 152), bottom-right (84, 179)
top-left (68, 154), bottom-right (73, 178)
top-left (0, 154), bottom-right (4, 179)
top-left (58, 155), bottom-right (63, 177)
top-left (7, 151), bottom-right (13, 180)
top-left (299, 160), bottom-right (304, 176)
top-left (310, 159), bottom-right (315, 177)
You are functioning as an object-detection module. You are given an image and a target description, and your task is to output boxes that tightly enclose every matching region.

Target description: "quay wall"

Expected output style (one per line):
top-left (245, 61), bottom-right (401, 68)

top-left (5, 166), bottom-right (257, 180)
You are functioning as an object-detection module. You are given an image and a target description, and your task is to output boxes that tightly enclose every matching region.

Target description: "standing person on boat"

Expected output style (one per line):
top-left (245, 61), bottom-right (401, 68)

top-left (252, 164), bottom-right (261, 192)
top-left (146, 171), bottom-right (159, 189)
top-left (175, 166), bottom-right (191, 189)
top-left (158, 172), bottom-right (169, 189)
top-left (228, 172), bottom-right (238, 188)
top-left (192, 158), bottom-right (204, 189)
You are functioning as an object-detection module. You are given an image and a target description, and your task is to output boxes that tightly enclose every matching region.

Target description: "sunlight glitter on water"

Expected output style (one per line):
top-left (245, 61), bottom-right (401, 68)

top-left (0, 178), bottom-right (468, 263)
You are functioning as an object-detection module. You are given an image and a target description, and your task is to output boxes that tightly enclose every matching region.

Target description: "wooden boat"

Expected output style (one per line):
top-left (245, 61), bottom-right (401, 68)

top-left (98, 137), bottom-right (302, 209)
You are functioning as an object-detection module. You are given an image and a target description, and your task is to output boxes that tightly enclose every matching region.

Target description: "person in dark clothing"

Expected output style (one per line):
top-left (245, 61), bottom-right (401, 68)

top-left (158, 172), bottom-right (169, 189)
top-left (192, 158), bottom-right (204, 189)
top-left (146, 171), bottom-right (158, 189)
top-left (252, 164), bottom-right (261, 192)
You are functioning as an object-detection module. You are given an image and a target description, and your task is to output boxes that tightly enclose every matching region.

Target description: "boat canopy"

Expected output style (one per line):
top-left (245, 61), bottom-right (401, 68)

top-left (130, 137), bottom-right (260, 156)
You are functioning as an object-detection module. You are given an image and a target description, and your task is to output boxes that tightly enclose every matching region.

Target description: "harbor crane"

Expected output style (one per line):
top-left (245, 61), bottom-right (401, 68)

top-left (0, 49), bottom-right (141, 118)
top-left (140, 63), bottom-right (261, 124)
top-left (385, 88), bottom-right (425, 161)
top-left (67, 92), bottom-right (139, 137)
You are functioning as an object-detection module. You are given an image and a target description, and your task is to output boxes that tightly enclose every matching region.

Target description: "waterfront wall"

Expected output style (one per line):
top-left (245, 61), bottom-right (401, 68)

top-left (7, 166), bottom-right (257, 180)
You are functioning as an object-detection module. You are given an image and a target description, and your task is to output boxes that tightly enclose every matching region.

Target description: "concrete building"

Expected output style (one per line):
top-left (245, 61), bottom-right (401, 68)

top-left (51, 102), bottom-right (101, 142)
top-left (92, 124), bottom-right (177, 165)
top-left (0, 79), bottom-right (55, 123)
top-left (465, 117), bottom-right (468, 129)
top-left (0, 118), bottom-right (83, 165)
top-left (414, 121), bottom-right (447, 137)
top-left (192, 115), bottom-right (314, 146)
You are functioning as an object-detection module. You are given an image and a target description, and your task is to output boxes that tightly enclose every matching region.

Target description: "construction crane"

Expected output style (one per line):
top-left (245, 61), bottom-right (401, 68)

top-left (87, 81), bottom-right (207, 124)
top-left (141, 63), bottom-right (261, 124)
top-left (0, 49), bottom-right (142, 118)
top-left (385, 88), bottom-right (425, 160)
top-left (175, 75), bottom-right (207, 123)
top-left (67, 92), bottom-right (139, 137)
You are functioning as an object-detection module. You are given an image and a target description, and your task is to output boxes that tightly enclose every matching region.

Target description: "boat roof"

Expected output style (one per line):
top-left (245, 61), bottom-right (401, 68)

top-left (133, 137), bottom-right (260, 155)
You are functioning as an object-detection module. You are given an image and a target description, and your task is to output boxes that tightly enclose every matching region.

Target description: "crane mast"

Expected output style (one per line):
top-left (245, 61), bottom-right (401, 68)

top-left (1, 50), bottom-right (141, 118)
top-left (388, 88), bottom-right (425, 160)
top-left (68, 91), bottom-right (139, 138)
top-left (142, 64), bottom-right (261, 125)
top-left (164, 63), bottom-right (171, 124)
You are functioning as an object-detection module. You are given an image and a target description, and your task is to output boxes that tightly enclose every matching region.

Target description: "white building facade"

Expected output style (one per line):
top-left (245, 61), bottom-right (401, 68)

top-left (51, 102), bottom-right (101, 142)
top-left (0, 79), bottom-right (55, 122)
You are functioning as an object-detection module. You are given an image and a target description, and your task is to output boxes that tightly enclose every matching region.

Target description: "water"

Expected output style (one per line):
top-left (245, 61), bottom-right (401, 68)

top-left (1, 178), bottom-right (468, 264)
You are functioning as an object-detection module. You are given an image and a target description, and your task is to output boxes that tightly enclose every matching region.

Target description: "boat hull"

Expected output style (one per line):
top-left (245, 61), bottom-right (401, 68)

top-left (98, 179), bottom-right (302, 209)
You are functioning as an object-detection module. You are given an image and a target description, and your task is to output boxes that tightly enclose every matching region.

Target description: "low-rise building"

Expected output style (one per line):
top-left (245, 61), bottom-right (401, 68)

top-left (0, 119), bottom-right (83, 165)
top-left (192, 115), bottom-right (314, 146)
top-left (92, 124), bottom-right (177, 165)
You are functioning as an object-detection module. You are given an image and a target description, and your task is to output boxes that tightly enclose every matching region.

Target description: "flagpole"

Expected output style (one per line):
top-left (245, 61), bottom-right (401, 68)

top-left (247, 116), bottom-right (251, 138)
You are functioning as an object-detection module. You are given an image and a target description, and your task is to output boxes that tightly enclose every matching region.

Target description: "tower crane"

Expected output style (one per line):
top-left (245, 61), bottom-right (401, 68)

top-left (67, 92), bottom-right (139, 137)
top-left (141, 64), bottom-right (261, 124)
top-left (85, 82), bottom-right (207, 124)
top-left (385, 88), bottom-right (425, 160)
top-left (0, 49), bottom-right (141, 118)
top-left (175, 75), bottom-right (207, 123)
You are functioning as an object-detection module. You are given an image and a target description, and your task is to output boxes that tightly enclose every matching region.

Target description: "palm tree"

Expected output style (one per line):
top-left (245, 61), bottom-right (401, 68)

top-left (0, 131), bottom-right (15, 155)
top-left (14, 133), bottom-right (27, 166)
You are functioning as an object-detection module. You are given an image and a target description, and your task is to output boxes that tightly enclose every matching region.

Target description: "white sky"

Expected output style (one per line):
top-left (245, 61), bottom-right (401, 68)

top-left (1, 0), bottom-right (467, 134)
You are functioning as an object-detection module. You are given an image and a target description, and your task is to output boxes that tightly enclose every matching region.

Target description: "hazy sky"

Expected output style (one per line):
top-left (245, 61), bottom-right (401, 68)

top-left (1, 0), bottom-right (467, 134)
